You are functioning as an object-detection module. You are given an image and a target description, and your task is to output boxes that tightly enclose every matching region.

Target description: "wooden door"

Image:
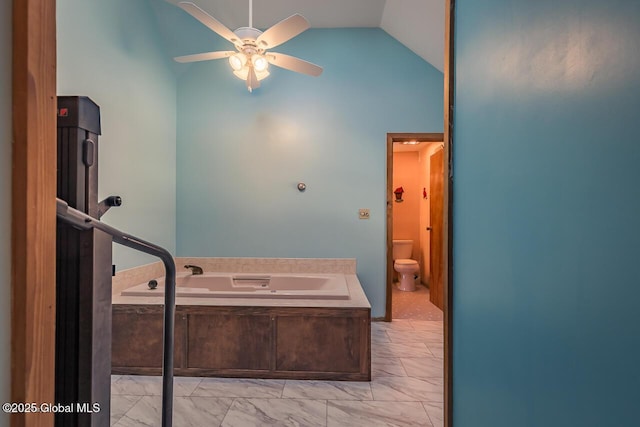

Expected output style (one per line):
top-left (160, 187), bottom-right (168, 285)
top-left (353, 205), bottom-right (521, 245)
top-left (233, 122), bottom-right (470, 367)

top-left (429, 148), bottom-right (444, 310)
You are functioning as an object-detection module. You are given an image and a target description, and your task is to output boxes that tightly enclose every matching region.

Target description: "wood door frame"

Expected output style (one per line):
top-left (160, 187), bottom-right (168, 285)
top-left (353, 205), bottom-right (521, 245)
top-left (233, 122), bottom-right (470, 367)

top-left (444, 1), bottom-right (455, 425)
top-left (13, 0), bottom-right (456, 426)
top-left (11, 0), bottom-right (57, 426)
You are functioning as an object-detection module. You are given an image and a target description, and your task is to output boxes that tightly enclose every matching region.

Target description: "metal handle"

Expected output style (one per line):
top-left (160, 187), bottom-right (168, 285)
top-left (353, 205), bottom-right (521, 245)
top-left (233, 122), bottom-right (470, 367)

top-left (56, 198), bottom-right (176, 427)
top-left (98, 195), bottom-right (122, 218)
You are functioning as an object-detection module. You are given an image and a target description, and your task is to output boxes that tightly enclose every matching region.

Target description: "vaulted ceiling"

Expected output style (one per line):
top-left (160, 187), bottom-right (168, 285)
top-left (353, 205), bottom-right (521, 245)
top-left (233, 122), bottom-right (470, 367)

top-left (164, 0), bottom-right (444, 72)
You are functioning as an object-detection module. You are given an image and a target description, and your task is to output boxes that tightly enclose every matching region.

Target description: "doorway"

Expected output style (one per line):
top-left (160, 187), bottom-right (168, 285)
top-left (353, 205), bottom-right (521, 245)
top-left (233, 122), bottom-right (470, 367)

top-left (384, 132), bottom-right (449, 426)
top-left (12, 1), bottom-right (456, 426)
top-left (386, 133), bottom-right (444, 321)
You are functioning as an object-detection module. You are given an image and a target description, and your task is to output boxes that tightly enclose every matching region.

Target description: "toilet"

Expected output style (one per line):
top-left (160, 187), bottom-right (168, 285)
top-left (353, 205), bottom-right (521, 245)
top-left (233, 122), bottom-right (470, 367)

top-left (392, 240), bottom-right (420, 292)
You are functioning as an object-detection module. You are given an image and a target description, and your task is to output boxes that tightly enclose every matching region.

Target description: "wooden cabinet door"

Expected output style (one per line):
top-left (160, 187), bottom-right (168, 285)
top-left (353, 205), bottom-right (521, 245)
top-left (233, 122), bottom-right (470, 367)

top-left (112, 306), bottom-right (185, 370)
top-left (275, 315), bottom-right (363, 373)
top-left (187, 313), bottom-right (272, 370)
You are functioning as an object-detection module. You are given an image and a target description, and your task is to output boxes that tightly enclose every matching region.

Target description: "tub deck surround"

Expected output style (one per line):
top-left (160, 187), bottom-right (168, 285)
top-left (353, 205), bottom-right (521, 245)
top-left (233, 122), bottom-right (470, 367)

top-left (113, 274), bottom-right (368, 308)
top-left (111, 258), bottom-right (357, 296)
top-left (112, 258), bottom-right (370, 381)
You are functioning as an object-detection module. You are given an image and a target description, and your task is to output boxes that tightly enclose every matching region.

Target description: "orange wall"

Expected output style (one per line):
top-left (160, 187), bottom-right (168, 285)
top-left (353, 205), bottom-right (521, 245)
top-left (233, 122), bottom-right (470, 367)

top-left (393, 144), bottom-right (443, 286)
top-left (392, 151), bottom-right (421, 271)
top-left (418, 146), bottom-right (430, 282)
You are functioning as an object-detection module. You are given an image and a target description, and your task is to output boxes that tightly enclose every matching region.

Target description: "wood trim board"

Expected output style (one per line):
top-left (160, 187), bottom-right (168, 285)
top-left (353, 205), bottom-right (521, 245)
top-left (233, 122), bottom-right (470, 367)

top-left (444, 0), bottom-right (455, 425)
top-left (11, 0), bottom-right (57, 426)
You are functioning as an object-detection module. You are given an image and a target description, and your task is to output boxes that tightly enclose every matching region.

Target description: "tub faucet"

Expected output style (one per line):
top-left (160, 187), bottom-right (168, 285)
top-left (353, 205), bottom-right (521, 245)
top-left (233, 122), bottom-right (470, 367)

top-left (184, 265), bottom-right (203, 275)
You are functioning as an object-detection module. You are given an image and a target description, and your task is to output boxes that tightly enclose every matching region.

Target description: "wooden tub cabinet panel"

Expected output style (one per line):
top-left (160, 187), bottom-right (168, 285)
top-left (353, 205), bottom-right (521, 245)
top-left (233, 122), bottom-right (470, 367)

top-left (275, 314), bottom-right (367, 374)
top-left (187, 313), bottom-right (272, 370)
top-left (111, 306), bottom-right (186, 374)
top-left (112, 305), bottom-right (371, 381)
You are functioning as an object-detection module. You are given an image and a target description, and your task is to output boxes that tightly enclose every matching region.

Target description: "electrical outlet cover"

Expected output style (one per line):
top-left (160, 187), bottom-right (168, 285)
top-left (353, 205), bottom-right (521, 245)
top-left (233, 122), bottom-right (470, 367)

top-left (358, 209), bottom-right (370, 219)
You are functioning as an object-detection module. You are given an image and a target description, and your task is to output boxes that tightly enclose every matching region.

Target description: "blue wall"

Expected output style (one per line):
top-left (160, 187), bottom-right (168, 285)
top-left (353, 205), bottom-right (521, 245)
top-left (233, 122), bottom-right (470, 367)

top-left (54, 0), bottom-right (445, 315)
top-left (175, 28), bottom-right (444, 317)
top-left (57, 0), bottom-right (177, 270)
top-left (453, 1), bottom-right (640, 425)
top-left (0, 0), bottom-right (11, 421)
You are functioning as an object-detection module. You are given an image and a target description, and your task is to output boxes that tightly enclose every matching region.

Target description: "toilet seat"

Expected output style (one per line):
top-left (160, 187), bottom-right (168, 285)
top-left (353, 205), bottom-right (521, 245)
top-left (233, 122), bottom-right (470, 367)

top-left (395, 259), bottom-right (418, 266)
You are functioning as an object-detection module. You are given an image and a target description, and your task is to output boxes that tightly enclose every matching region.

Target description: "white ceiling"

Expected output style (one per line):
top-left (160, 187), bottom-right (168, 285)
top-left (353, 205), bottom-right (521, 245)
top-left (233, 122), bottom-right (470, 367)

top-left (165, 0), bottom-right (444, 71)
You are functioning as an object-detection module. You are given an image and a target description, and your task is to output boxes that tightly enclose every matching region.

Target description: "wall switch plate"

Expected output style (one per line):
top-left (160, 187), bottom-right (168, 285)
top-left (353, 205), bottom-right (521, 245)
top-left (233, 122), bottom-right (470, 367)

top-left (358, 209), bottom-right (370, 219)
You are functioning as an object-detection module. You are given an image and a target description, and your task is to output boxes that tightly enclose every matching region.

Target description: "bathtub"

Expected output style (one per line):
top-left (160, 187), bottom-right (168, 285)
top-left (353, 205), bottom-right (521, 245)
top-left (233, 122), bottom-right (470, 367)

top-left (121, 272), bottom-right (350, 299)
top-left (113, 262), bottom-right (370, 380)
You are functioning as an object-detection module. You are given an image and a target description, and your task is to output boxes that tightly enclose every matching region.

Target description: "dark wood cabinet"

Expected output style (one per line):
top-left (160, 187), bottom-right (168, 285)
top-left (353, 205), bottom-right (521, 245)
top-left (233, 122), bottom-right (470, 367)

top-left (112, 305), bottom-right (371, 381)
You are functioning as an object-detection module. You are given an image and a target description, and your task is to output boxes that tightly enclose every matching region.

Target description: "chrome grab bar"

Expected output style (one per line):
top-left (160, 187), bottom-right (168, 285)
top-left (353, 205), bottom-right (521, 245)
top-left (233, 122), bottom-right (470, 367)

top-left (56, 198), bottom-right (176, 427)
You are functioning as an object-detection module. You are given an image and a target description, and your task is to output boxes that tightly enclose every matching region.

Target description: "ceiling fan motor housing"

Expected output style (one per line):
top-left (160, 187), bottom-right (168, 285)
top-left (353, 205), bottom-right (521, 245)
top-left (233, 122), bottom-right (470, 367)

top-left (234, 27), bottom-right (263, 45)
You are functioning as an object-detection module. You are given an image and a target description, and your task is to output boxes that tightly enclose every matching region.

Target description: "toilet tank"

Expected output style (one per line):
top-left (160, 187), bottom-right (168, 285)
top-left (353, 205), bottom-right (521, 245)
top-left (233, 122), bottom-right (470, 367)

top-left (392, 240), bottom-right (413, 260)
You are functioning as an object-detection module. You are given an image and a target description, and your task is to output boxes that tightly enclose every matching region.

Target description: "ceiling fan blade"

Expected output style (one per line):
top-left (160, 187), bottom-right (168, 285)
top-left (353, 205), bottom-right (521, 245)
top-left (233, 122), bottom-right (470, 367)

top-left (174, 50), bottom-right (235, 63)
top-left (256, 14), bottom-right (310, 49)
top-left (246, 67), bottom-right (260, 92)
top-left (178, 2), bottom-right (240, 46)
top-left (267, 52), bottom-right (323, 77)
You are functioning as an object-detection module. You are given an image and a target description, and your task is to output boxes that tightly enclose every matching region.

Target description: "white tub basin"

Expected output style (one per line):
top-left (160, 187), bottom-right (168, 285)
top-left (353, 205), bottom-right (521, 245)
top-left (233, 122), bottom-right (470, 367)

top-left (121, 273), bottom-right (350, 299)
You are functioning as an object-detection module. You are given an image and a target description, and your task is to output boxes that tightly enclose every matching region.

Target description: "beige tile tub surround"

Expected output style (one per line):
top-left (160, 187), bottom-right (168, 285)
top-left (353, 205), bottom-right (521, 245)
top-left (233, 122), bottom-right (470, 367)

top-left (175, 257), bottom-right (357, 274)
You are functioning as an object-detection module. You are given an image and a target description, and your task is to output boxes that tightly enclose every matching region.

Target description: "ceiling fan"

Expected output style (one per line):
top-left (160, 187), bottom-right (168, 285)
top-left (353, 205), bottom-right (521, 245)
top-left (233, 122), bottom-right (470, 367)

top-left (174, 1), bottom-right (323, 92)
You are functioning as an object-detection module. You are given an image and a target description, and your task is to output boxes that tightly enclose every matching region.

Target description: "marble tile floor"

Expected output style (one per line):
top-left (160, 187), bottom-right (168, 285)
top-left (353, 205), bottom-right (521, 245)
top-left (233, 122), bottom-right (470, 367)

top-left (111, 319), bottom-right (444, 427)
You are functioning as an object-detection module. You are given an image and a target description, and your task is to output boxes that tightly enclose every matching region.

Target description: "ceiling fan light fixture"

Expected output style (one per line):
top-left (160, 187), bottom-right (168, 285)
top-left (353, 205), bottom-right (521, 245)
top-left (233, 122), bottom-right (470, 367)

top-left (251, 54), bottom-right (269, 72)
top-left (255, 69), bottom-right (270, 81)
top-left (228, 53), bottom-right (246, 71)
top-left (233, 67), bottom-right (270, 81)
